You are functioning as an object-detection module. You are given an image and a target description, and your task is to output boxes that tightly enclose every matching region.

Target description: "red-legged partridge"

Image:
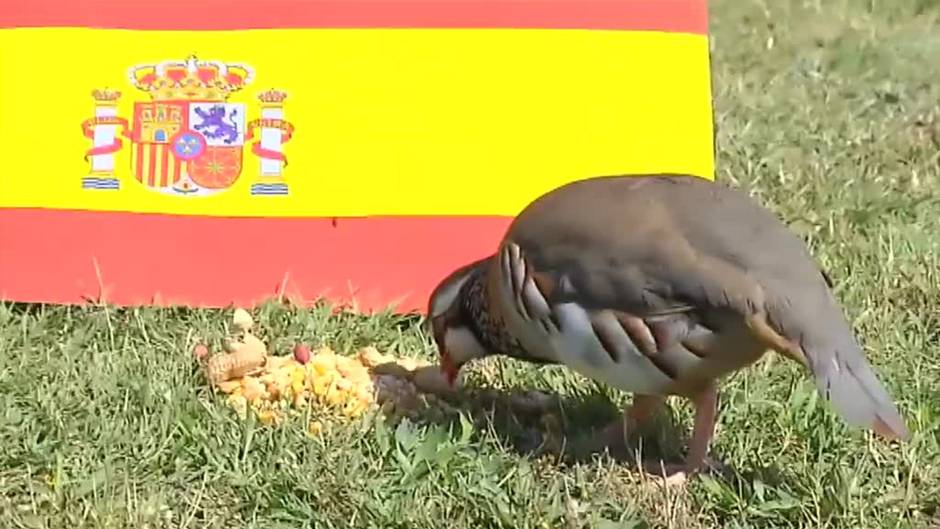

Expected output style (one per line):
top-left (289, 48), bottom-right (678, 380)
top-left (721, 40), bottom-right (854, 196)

top-left (428, 174), bottom-right (910, 483)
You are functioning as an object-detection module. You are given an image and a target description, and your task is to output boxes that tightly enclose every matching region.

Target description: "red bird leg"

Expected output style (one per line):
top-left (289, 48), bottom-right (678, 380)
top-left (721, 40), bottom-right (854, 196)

top-left (683, 383), bottom-right (719, 474)
top-left (597, 394), bottom-right (666, 449)
top-left (639, 384), bottom-right (718, 486)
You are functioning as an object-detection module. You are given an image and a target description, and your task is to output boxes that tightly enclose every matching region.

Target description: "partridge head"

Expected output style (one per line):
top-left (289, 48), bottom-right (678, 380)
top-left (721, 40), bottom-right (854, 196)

top-left (427, 255), bottom-right (547, 386)
top-left (427, 256), bottom-right (493, 386)
top-left (427, 173), bottom-right (910, 481)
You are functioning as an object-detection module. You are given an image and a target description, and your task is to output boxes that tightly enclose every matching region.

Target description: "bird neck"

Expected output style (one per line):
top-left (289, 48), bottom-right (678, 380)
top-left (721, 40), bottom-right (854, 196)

top-left (460, 266), bottom-right (528, 360)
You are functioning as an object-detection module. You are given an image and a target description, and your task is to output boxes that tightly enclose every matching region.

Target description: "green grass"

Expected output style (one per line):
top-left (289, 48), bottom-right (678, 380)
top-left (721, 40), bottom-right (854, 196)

top-left (3, 0), bottom-right (940, 527)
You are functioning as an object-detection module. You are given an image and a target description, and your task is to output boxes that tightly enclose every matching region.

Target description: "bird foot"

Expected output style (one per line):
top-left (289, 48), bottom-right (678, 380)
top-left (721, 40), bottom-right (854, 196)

top-left (640, 455), bottom-right (722, 488)
top-left (640, 461), bottom-right (689, 487)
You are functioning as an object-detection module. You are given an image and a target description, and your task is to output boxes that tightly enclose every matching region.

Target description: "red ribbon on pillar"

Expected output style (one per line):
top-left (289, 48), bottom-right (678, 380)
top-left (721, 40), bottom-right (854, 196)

top-left (246, 118), bottom-right (295, 166)
top-left (81, 116), bottom-right (132, 160)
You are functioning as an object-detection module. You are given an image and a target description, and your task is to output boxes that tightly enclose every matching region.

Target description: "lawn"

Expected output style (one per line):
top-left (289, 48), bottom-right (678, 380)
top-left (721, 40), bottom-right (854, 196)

top-left (2, 0), bottom-right (939, 527)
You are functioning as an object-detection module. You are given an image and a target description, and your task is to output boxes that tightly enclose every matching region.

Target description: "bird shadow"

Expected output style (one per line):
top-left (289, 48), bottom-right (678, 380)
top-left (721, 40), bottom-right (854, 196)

top-left (372, 366), bottom-right (745, 481)
top-left (454, 386), bottom-right (802, 491)
top-left (369, 363), bottom-right (805, 494)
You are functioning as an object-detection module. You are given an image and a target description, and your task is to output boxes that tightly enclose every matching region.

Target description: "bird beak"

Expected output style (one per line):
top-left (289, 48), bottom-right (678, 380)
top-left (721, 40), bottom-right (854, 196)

top-left (439, 349), bottom-right (459, 388)
top-left (430, 314), bottom-right (460, 387)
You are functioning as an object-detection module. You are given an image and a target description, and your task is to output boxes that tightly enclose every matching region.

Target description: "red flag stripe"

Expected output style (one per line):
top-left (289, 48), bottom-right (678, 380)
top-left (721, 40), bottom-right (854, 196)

top-left (0, 0), bottom-right (708, 34)
top-left (0, 208), bottom-right (512, 313)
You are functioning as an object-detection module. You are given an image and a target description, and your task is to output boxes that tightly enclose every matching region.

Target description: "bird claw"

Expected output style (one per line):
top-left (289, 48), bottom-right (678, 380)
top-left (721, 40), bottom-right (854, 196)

top-left (639, 457), bottom-right (725, 488)
top-left (633, 459), bottom-right (686, 486)
top-left (656, 471), bottom-right (688, 488)
top-left (640, 461), bottom-right (690, 487)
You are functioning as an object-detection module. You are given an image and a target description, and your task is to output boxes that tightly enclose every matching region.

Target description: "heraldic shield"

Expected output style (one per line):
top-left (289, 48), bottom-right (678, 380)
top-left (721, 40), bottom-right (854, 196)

top-left (130, 100), bottom-right (246, 193)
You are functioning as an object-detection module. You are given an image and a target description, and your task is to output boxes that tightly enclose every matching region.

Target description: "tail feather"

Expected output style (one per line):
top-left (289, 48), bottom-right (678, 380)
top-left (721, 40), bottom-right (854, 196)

top-left (762, 291), bottom-right (910, 441)
top-left (811, 343), bottom-right (910, 441)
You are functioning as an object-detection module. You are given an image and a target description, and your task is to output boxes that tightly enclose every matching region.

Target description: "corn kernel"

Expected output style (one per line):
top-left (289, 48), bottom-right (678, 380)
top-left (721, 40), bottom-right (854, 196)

top-left (256, 409), bottom-right (278, 425)
top-left (312, 376), bottom-right (332, 397)
top-left (325, 387), bottom-right (346, 407)
top-left (226, 394), bottom-right (248, 420)
top-left (343, 399), bottom-right (368, 418)
top-left (311, 358), bottom-right (335, 377)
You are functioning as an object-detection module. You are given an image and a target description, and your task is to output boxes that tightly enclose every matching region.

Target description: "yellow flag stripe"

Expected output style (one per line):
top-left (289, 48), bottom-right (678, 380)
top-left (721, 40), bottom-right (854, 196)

top-left (0, 28), bottom-right (714, 217)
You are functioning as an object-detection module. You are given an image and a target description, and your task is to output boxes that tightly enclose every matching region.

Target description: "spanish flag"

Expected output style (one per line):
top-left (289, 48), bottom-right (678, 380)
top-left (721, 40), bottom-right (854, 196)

top-left (0, 0), bottom-right (714, 312)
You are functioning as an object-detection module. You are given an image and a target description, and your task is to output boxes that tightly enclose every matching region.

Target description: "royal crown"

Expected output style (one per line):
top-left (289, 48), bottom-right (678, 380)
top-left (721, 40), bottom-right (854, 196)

top-left (92, 88), bottom-right (122, 102)
top-left (127, 55), bottom-right (255, 101)
top-left (258, 89), bottom-right (288, 105)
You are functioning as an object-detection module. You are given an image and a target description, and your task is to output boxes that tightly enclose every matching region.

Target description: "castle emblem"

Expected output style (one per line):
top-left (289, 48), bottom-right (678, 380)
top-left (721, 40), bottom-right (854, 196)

top-left (81, 55), bottom-right (295, 196)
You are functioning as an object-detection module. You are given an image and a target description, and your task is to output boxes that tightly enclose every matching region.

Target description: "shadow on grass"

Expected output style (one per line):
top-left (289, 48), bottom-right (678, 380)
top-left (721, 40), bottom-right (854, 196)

top-left (373, 369), bottom-right (800, 493)
top-left (378, 371), bottom-right (698, 473)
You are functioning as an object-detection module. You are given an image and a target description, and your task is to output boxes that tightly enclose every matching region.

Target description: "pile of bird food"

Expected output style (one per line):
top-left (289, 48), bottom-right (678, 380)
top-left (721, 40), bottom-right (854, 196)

top-left (194, 309), bottom-right (457, 432)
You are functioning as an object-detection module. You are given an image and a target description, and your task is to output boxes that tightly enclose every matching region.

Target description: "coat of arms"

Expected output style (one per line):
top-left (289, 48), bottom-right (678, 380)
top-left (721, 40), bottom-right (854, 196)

top-left (81, 55), bottom-right (295, 196)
